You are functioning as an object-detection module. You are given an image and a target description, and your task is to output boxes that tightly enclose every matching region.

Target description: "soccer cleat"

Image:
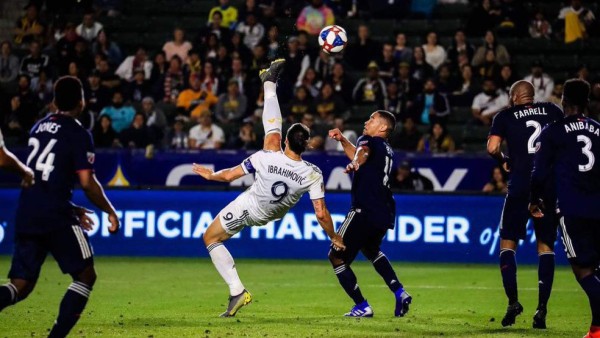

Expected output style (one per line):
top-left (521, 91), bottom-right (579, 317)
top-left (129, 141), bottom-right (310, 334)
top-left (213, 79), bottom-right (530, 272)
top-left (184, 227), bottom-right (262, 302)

top-left (344, 300), bottom-right (374, 317)
top-left (219, 289), bottom-right (252, 317)
top-left (394, 288), bottom-right (412, 317)
top-left (501, 301), bottom-right (523, 327)
top-left (259, 58), bottom-right (286, 83)
top-left (532, 308), bottom-right (547, 329)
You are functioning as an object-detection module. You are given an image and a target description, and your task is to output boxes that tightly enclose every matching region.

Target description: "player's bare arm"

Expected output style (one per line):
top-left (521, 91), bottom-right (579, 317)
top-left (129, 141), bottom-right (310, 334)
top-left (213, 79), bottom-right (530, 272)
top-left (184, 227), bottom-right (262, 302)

top-left (71, 203), bottom-right (96, 231)
top-left (192, 163), bottom-right (246, 182)
top-left (0, 146), bottom-right (34, 187)
top-left (263, 132), bottom-right (282, 152)
top-left (77, 169), bottom-right (119, 234)
top-left (311, 198), bottom-right (345, 251)
top-left (328, 128), bottom-right (356, 160)
top-left (487, 135), bottom-right (510, 172)
top-left (345, 145), bottom-right (370, 173)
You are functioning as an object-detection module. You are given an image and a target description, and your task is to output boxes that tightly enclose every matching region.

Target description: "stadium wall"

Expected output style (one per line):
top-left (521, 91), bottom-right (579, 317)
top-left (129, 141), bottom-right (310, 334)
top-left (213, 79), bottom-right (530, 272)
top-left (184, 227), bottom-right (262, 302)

top-left (0, 188), bottom-right (569, 265)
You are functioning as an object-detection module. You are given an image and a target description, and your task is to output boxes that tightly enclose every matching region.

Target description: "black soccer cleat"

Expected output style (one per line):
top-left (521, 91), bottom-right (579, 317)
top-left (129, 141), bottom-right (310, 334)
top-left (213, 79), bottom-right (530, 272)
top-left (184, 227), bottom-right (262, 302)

top-left (259, 58), bottom-right (286, 83)
top-left (501, 301), bottom-right (523, 327)
top-left (532, 308), bottom-right (547, 329)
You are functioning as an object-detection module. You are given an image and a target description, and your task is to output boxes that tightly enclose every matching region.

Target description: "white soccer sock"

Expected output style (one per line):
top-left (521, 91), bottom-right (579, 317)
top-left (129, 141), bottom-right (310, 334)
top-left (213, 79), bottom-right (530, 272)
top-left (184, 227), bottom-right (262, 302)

top-left (207, 243), bottom-right (245, 296)
top-left (262, 81), bottom-right (282, 135)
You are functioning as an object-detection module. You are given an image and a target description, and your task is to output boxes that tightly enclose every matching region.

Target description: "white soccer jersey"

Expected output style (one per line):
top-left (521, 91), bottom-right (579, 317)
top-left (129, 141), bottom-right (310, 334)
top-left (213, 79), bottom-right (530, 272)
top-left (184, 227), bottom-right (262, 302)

top-left (230, 150), bottom-right (324, 227)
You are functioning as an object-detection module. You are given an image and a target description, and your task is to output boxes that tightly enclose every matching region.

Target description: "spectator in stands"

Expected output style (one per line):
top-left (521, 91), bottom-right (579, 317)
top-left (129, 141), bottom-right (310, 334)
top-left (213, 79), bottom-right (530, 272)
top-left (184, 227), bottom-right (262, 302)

top-left (100, 90), bottom-right (136, 133)
top-left (523, 60), bottom-right (554, 102)
top-left (466, 0), bottom-right (500, 37)
top-left (385, 82), bottom-right (401, 116)
top-left (7, 75), bottom-right (42, 142)
top-left (324, 117), bottom-right (357, 151)
top-left (472, 30), bottom-right (510, 67)
top-left (314, 51), bottom-right (335, 82)
top-left (141, 96), bottom-right (167, 131)
top-left (297, 67), bottom-right (320, 98)
top-left (116, 46), bottom-right (153, 82)
top-left (302, 113), bottom-right (325, 150)
top-left (471, 78), bottom-right (509, 125)
top-left (96, 55), bottom-right (121, 89)
top-left (529, 10), bottom-right (552, 39)
top-left (203, 33), bottom-right (221, 61)
top-left (160, 56), bottom-right (186, 104)
top-left (95, 0), bottom-right (123, 17)
top-left (85, 69), bottom-right (111, 114)
top-left (56, 23), bottom-right (87, 75)
top-left (353, 61), bottom-right (387, 108)
top-left (214, 46), bottom-right (231, 90)
top-left (589, 82), bottom-right (600, 119)
top-left (410, 46), bottom-right (434, 83)
top-left (227, 120), bottom-right (260, 150)
top-left (497, 64), bottom-right (518, 94)
top-left (215, 79), bottom-right (247, 124)
top-left (238, 0), bottom-right (261, 22)
top-left (314, 82), bottom-right (347, 124)
top-left (67, 62), bottom-right (85, 83)
top-left (0, 41), bottom-right (19, 87)
top-left (477, 50), bottom-right (501, 79)
top-left (287, 85), bottom-right (314, 122)
top-left (391, 117), bottom-right (422, 151)
top-left (236, 12), bottom-right (265, 50)
top-left (577, 63), bottom-right (594, 83)
top-left (422, 32), bottom-right (446, 70)
top-left (393, 62), bottom-right (419, 117)
top-left (436, 64), bottom-right (453, 95)
top-left (482, 166), bottom-right (507, 193)
top-left (391, 161), bottom-right (434, 191)
top-left (168, 118), bottom-right (189, 149)
top-left (176, 74), bottom-right (218, 119)
top-left (378, 43), bottom-right (396, 83)
top-left (327, 62), bottom-right (353, 104)
top-left (119, 112), bottom-right (153, 148)
top-left (14, 3), bottom-right (45, 47)
top-left (417, 122), bottom-right (456, 153)
top-left (297, 30), bottom-right (319, 61)
top-left (495, 0), bottom-right (528, 37)
top-left (411, 78), bottom-right (450, 126)
top-left (76, 11), bottom-right (103, 42)
top-left (19, 41), bottom-right (49, 80)
top-left (346, 24), bottom-right (380, 70)
top-left (446, 30), bottom-right (475, 69)
top-left (125, 69), bottom-right (152, 103)
top-left (198, 11), bottom-right (230, 46)
top-left (296, 0), bottom-right (335, 35)
top-left (208, 0), bottom-right (239, 29)
top-left (30, 70), bottom-right (53, 105)
top-left (230, 32), bottom-right (252, 66)
top-left (548, 81), bottom-right (564, 107)
top-left (93, 115), bottom-right (119, 148)
top-left (163, 28), bottom-right (193, 63)
top-left (283, 36), bottom-right (310, 89)
top-left (92, 30), bottom-right (123, 67)
top-left (150, 51), bottom-right (167, 85)
top-left (199, 60), bottom-right (219, 96)
top-left (69, 40), bottom-right (95, 77)
top-left (451, 64), bottom-right (480, 106)
top-left (263, 25), bottom-right (281, 60)
top-left (393, 32), bottom-right (413, 64)
top-left (188, 109), bottom-right (225, 149)
top-left (558, 0), bottom-right (595, 43)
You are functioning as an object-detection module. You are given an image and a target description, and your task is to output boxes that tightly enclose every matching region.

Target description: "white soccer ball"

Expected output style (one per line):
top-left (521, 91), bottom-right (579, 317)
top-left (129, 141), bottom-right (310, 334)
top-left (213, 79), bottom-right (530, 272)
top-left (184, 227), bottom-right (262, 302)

top-left (318, 25), bottom-right (347, 54)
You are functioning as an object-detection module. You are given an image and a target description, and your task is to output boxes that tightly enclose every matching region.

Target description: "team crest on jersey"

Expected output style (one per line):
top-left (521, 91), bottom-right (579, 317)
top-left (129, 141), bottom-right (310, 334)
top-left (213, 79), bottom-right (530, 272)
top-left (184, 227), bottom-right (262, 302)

top-left (359, 140), bottom-right (369, 146)
top-left (87, 152), bottom-right (95, 164)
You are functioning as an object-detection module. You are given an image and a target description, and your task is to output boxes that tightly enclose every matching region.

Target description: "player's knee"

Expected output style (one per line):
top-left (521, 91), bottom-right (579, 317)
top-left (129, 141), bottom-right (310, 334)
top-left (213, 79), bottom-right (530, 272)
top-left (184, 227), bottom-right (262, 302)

top-left (328, 250), bottom-right (343, 266)
top-left (75, 266), bottom-right (97, 287)
top-left (536, 241), bottom-right (554, 253)
top-left (10, 279), bottom-right (35, 300)
top-left (571, 264), bottom-right (594, 281)
top-left (362, 249), bottom-right (379, 262)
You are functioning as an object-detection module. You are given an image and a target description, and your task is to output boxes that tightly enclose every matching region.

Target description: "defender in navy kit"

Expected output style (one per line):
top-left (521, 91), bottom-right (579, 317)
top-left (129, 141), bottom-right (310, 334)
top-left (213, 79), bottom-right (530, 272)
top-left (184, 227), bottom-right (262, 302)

top-left (530, 79), bottom-right (600, 338)
top-left (0, 76), bottom-right (120, 338)
top-left (487, 80), bottom-right (563, 328)
top-left (328, 110), bottom-right (412, 318)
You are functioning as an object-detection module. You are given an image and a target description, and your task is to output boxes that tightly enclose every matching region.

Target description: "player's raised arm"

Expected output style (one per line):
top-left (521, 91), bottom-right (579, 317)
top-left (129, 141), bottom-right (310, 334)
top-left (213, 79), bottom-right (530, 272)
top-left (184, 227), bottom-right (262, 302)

top-left (192, 163), bottom-right (246, 182)
top-left (345, 143), bottom-right (370, 173)
top-left (328, 128), bottom-right (356, 160)
top-left (77, 170), bottom-right (119, 233)
top-left (311, 198), bottom-right (345, 250)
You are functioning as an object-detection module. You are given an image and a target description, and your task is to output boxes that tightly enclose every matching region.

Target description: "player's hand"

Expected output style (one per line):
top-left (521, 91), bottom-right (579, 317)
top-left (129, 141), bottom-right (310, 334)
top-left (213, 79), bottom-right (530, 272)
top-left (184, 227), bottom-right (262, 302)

top-left (192, 163), bottom-right (214, 180)
top-left (20, 167), bottom-right (34, 188)
top-left (330, 234), bottom-right (346, 251)
top-left (328, 128), bottom-right (343, 141)
top-left (108, 212), bottom-right (120, 234)
top-left (528, 200), bottom-right (545, 218)
top-left (74, 207), bottom-right (95, 231)
top-left (344, 160), bottom-right (359, 173)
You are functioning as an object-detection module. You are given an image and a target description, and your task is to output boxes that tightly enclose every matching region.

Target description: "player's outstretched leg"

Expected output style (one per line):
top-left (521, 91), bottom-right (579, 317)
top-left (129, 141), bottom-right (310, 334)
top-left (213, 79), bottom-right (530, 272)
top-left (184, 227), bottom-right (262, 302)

top-left (365, 250), bottom-right (412, 317)
top-left (533, 251), bottom-right (555, 329)
top-left (48, 266), bottom-right (96, 338)
top-left (499, 248), bottom-right (523, 326)
top-left (260, 59), bottom-right (285, 137)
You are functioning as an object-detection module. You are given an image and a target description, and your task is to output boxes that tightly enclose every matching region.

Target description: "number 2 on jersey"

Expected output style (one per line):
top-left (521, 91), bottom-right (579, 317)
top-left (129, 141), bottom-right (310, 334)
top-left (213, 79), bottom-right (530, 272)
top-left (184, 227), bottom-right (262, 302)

top-left (383, 156), bottom-right (392, 186)
top-left (578, 135), bottom-right (595, 172)
top-left (526, 120), bottom-right (542, 154)
top-left (26, 137), bottom-right (57, 181)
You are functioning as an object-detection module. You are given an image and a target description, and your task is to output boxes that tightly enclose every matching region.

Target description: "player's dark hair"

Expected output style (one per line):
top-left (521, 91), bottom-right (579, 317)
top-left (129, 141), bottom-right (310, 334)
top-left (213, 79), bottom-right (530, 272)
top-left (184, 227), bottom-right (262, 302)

top-left (286, 123), bottom-right (310, 155)
top-left (563, 78), bottom-right (590, 110)
top-left (375, 110), bottom-right (396, 137)
top-left (53, 76), bottom-right (83, 111)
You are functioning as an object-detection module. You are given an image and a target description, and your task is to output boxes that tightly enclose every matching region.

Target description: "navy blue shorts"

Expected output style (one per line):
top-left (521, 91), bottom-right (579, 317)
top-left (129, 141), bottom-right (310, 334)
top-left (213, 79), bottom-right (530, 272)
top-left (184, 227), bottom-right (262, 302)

top-left (500, 194), bottom-right (558, 246)
top-left (329, 209), bottom-right (389, 264)
top-left (8, 225), bottom-right (94, 282)
top-left (559, 215), bottom-right (600, 267)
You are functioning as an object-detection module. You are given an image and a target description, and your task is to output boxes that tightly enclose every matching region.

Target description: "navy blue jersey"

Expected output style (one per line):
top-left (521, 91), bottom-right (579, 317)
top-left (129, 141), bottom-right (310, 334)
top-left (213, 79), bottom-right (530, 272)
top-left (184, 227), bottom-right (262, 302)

top-left (351, 135), bottom-right (396, 229)
top-left (531, 115), bottom-right (600, 220)
top-left (16, 113), bottom-right (95, 234)
top-left (489, 102), bottom-right (563, 195)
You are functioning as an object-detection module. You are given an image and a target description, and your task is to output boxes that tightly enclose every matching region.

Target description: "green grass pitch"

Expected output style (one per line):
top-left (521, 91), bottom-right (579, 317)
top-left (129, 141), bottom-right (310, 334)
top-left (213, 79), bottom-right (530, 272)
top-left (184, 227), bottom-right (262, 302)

top-left (0, 256), bottom-right (590, 337)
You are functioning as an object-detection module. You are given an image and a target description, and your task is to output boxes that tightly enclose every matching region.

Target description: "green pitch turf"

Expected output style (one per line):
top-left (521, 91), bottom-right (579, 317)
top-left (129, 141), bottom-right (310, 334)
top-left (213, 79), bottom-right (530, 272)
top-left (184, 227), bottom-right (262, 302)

top-left (0, 256), bottom-right (589, 337)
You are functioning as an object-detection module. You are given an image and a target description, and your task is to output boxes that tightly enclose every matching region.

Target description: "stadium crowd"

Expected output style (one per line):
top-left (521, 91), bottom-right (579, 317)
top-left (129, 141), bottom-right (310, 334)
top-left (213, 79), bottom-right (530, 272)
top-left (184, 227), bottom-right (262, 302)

top-left (1, 0), bottom-right (599, 154)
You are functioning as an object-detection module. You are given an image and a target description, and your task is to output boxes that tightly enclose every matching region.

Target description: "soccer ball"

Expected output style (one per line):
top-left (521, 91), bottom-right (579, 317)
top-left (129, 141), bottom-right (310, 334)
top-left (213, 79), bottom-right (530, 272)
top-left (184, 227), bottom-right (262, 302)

top-left (318, 25), bottom-right (347, 54)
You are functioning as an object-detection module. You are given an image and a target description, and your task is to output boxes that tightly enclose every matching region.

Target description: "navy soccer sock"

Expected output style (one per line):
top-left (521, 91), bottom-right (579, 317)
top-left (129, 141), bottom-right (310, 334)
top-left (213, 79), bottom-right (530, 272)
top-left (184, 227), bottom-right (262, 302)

top-left (537, 252), bottom-right (555, 309)
top-left (333, 264), bottom-right (365, 305)
top-left (499, 249), bottom-right (518, 304)
top-left (48, 281), bottom-right (92, 338)
top-left (579, 274), bottom-right (600, 326)
top-left (371, 251), bottom-right (403, 293)
top-left (0, 283), bottom-right (17, 311)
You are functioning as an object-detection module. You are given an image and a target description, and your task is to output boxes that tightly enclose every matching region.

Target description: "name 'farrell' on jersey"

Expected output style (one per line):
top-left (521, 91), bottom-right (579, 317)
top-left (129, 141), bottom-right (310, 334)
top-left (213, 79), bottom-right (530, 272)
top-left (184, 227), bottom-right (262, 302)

top-left (351, 135), bottom-right (396, 229)
top-left (16, 113), bottom-right (95, 234)
top-left (489, 102), bottom-right (563, 195)
top-left (238, 150), bottom-right (324, 225)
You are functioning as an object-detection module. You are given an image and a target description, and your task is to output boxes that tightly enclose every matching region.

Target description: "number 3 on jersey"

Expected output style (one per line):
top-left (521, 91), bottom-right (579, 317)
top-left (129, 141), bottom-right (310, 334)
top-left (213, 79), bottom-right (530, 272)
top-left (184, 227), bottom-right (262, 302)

top-left (26, 137), bottom-right (57, 181)
top-left (578, 135), bottom-right (595, 172)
